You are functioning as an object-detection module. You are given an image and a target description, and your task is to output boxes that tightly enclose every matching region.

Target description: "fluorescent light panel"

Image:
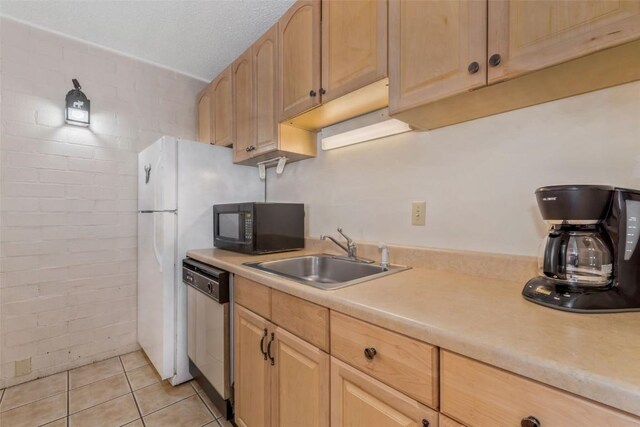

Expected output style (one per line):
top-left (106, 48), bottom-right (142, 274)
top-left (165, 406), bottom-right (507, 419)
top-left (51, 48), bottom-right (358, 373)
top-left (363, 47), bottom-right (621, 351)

top-left (321, 118), bottom-right (411, 151)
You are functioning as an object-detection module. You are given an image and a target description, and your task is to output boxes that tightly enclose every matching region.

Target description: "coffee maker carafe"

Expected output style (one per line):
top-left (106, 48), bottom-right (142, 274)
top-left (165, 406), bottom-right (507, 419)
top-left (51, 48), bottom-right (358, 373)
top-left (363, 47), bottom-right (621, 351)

top-left (523, 185), bottom-right (640, 312)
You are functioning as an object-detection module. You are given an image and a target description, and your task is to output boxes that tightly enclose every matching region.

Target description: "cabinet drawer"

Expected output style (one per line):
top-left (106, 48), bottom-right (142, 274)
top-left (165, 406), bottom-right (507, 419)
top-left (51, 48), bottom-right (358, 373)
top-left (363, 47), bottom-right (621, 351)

top-left (234, 276), bottom-right (272, 319)
top-left (330, 311), bottom-right (439, 408)
top-left (271, 290), bottom-right (329, 352)
top-left (441, 351), bottom-right (640, 427)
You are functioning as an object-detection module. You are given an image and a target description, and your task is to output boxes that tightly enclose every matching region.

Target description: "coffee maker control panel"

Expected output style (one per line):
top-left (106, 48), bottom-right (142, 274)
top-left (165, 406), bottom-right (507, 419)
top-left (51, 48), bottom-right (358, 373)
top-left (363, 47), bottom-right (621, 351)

top-left (625, 200), bottom-right (640, 260)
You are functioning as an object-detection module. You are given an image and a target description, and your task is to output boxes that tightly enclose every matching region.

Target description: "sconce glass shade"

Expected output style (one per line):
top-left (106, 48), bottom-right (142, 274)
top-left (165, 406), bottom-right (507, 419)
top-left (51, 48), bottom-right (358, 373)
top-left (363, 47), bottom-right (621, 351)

top-left (65, 79), bottom-right (90, 126)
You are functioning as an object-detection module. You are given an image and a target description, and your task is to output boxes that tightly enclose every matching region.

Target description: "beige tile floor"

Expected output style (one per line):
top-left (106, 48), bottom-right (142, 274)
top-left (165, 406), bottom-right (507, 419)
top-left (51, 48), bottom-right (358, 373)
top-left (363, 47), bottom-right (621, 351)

top-left (0, 350), bottom-right (232, 427)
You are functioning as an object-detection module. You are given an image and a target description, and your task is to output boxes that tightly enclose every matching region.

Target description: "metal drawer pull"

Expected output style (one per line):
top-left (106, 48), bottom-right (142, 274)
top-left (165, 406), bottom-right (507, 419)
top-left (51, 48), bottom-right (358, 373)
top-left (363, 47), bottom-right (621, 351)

top-left (259, 328), bottom-right (268, 360)
top-left (521, 416), bottom-right (541, 427)
top-left (267, 332), bottom-right (275, 365)
top-left (364, 347), bottom-right (377, 360)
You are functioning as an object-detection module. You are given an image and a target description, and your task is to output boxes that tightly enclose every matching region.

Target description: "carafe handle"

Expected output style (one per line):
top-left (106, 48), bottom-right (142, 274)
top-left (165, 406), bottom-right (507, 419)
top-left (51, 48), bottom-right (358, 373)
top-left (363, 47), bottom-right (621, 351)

top-left (543, 231), bottom-right (569, 280)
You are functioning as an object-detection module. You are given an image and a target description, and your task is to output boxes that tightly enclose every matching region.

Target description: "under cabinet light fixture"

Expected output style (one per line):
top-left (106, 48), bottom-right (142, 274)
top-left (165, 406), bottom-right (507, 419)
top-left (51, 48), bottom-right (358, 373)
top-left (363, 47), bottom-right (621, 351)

top-left (320, 109), bottom-right (412, 151)
top-left (65, 79), bottom-right (90, 126)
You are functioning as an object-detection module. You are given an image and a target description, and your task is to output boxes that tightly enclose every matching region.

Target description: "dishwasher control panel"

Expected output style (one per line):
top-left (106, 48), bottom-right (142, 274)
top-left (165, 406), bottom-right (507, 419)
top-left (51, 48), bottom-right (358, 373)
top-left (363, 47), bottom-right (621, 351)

top-left (182, 258), bottom-right (229, 303)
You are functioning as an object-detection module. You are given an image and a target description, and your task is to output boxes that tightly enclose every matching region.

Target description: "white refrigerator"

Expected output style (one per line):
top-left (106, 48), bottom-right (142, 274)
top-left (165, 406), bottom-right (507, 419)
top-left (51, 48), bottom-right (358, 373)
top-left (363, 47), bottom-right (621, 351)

top-left (137, 136), bottom-right (263, 385)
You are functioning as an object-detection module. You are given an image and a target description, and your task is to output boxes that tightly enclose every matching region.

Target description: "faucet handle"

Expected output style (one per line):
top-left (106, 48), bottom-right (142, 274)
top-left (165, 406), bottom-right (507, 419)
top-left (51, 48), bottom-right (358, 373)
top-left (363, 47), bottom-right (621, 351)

top-left (337, 227), bottom-right (353, 244)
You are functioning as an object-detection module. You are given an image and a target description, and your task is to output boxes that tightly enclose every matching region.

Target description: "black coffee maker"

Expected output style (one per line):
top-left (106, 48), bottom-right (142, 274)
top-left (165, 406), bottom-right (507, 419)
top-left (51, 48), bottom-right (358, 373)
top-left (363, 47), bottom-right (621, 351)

top-left (523, 185), bottom-right (640, 312)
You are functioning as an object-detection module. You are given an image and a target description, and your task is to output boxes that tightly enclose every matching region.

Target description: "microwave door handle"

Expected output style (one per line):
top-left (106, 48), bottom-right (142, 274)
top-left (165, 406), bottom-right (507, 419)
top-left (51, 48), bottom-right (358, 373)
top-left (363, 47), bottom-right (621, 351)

top-left (153, 212), bottom-right (163, 272)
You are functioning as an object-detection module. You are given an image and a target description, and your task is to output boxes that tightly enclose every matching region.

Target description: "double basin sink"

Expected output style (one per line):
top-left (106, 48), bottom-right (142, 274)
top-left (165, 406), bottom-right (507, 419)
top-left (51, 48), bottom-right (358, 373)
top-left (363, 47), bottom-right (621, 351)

top-left (244, 253), bottom-right (410, 290)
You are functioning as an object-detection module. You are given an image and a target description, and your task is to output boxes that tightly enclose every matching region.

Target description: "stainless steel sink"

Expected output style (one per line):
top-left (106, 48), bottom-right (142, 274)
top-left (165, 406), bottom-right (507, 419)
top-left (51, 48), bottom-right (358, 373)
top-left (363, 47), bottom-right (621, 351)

top-left (244, 254), bottom-right (410, 290)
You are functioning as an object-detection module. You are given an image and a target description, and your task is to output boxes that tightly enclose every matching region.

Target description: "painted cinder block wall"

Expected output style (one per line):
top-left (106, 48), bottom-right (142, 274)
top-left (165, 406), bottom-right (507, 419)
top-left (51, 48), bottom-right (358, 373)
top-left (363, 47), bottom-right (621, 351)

top-left (0, 18), bottom-right (205, 388)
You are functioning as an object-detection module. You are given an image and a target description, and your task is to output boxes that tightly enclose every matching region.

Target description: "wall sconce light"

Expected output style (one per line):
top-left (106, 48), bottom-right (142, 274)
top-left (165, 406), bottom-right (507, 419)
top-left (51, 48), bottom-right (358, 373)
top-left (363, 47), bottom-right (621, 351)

top-left (320, 108), bottom-right (412, 151)
top-left (65, 79), bottom-right (90, 126)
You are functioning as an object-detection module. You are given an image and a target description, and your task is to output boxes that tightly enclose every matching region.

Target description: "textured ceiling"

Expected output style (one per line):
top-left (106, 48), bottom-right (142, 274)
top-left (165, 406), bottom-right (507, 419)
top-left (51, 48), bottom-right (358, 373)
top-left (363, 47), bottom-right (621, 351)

top-left (0, 0), bottom-right (296, 81)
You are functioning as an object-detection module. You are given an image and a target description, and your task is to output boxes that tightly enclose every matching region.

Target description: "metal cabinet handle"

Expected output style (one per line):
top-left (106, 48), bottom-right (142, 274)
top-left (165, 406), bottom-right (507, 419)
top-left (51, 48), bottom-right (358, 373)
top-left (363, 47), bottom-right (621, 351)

top-left (489, 53), bottom-right (502, 67)
top-left (267, 332), bottom-right (275, 365)
top-left (468, 61), bottom-right (480, 74)
top-left (309, 90), bottom-right (317, 97)
top-left (364, 347), bottom-right (377, 360)
top-left (421, 419), bottom-right (430, 427)
top-left (245, 146), bottom-right (251, 152)
top-left (521, 416), bottom-right (541, 427)
top-left (259, 328), bottom-right (268, 360)
top-left (319, 88), bottom-right (326, 95)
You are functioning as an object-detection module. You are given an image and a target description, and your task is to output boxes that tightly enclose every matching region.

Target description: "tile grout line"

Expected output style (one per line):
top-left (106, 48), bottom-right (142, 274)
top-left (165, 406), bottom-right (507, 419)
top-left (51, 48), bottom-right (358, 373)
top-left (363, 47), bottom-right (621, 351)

top-left (119, 355), bottom-right (146, 427)
top-left (0, 389), bottom-right (69, 414)
top-left (141, 392), bottom-right (198, 419)
top-left (193, 386), bottom-right (218, 421)
top-left (67, 385), bottom-right (132, 417)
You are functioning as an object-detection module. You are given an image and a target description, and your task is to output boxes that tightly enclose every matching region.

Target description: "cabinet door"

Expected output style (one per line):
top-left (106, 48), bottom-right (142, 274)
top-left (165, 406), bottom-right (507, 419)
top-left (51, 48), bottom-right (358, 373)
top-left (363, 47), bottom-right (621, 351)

top-left (488, 0), bottom-right (640, 83)
top-left (331, 357), bottom-right (438, 427)
top-left (234, 304), bottom-right (271, 427)
top-left (197, 88), bottom-right (211, 144)
top-left (212, 66), bottom-right (232, 147)
top-left (232, 49), bottom-right (254, 163)
top-left (253, 25), bottom-right (279, 156)
top-left (321, 0), bottom-right (387, 103)
top-left (270, 327), bottom-right (329, 427)
top-left (389, 0), bottom-right (487, 113)
top-left (278, 0), bottom-right (321, 121)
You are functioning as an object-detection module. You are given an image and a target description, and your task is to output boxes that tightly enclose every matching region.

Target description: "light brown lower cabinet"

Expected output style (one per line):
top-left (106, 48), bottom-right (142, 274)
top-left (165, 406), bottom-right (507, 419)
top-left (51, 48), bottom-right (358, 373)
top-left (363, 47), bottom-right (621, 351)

top-left (331, 357), bottom-right (438, 427)
top-left (271, 326), bottom-right (329, 427)
top-left (441, 350), bottom-right (640, 427)
top-left (234, 303), bottom-right (329, 427)
top-left (439, 413), bottom-right (465, 427)
top-left (234, 304), bottom-right (270, 427)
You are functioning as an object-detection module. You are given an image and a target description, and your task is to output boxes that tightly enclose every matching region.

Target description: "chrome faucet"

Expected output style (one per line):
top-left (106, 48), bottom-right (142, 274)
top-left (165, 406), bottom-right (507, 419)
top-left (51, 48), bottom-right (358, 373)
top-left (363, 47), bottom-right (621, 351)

top-left (321, 227), bottom-right (371, 262)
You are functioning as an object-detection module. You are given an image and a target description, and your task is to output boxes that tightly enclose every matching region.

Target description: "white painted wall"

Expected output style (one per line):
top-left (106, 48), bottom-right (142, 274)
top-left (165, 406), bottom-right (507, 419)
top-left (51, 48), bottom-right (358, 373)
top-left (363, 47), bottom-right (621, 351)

top-left (267, 81), bottom-right (640, 256)
top-left (0, 18), bottom-right (205, 387)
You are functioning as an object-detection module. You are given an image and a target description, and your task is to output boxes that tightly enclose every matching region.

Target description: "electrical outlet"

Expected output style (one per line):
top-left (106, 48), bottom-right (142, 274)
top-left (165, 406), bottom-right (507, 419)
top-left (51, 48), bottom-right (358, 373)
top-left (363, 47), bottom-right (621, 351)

top-left (15, 358), bottom-right (31, 376)
top-left (411, 201), bottom-right (426, 226)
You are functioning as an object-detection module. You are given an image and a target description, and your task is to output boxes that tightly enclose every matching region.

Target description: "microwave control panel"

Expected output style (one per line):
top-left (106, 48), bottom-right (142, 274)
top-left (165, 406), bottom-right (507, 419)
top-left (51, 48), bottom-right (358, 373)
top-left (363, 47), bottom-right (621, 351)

top-left (244, 213), bottom-right (253, 241)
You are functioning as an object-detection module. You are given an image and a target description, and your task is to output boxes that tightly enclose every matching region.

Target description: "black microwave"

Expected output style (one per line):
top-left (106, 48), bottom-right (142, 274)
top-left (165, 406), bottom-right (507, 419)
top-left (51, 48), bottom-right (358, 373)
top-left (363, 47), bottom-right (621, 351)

top-left (213, 202), bottom-right (305, 254)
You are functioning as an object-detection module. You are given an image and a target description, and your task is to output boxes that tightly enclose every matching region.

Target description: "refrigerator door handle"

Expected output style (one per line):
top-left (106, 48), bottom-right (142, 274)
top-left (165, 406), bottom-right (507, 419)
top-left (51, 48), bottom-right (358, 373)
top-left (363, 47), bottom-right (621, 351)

top-left (153, 212), bottom-right (163, 272)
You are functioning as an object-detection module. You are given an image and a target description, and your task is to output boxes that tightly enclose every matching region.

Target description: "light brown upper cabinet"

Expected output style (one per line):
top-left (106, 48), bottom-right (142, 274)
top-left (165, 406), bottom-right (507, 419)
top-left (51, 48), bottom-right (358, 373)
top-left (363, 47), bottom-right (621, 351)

top-left (283, 0), bottom-right (389, 131)
top-left (389, 0), bottom-right (640, 130)
top-left (232, 49), bottom-right (253, 163)
top-left (233, 24), bottom-right (317, 166)
top-left (211, 66), bottom-right (233, 147)
top-left (278, 0), bottom-right (321, 121)
top-left (253, 25), bottom-right (279, 157)
top-left (488, 0), bottom-right (640, 83)
top-left (389, 0), bottom-right (487, 111)
top-left (196, 85), bottom-right (212, 143)
top-left (321, 0), bottom-right (387, 102)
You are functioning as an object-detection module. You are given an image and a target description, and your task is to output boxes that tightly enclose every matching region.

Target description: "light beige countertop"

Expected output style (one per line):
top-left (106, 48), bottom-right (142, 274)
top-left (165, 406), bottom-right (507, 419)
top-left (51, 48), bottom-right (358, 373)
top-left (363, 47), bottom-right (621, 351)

top-left (187, 247), bottom-right (640, 418)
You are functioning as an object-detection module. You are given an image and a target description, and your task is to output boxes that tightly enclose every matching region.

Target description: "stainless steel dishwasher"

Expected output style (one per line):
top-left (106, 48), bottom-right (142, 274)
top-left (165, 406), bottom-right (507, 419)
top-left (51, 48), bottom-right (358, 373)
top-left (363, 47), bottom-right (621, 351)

top-left (183, 258), bottom-right (232, 420)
